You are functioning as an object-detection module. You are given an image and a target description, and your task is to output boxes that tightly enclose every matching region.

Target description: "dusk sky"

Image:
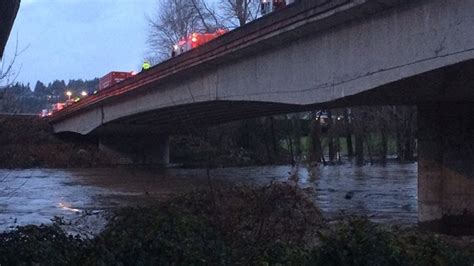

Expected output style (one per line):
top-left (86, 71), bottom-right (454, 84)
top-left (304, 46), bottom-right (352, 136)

top-left (3, 0), bottom-right (157, 88)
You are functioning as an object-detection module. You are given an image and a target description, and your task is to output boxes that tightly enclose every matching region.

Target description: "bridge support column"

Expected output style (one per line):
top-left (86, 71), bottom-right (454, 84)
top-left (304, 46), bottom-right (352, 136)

top-left (99, 134), bottom-right (169, 165)
top-left (418, 103), bottom-right (474, 235)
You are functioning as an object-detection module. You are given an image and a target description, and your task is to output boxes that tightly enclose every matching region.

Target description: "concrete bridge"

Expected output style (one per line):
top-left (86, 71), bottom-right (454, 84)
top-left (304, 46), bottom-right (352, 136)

top-left (49, 0), bottom-right (474, 233)
top-left (0, 0), bottom-right (20, 59)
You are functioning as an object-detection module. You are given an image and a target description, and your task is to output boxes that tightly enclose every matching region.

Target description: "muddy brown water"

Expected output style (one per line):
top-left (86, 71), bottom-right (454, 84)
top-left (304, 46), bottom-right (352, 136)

top-left (0, 163), bottom-right (417, 232)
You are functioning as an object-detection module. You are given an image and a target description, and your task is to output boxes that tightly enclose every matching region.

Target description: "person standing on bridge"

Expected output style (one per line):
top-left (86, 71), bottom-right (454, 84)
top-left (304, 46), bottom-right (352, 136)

top-left (142, 60), bottom-right (151, 71)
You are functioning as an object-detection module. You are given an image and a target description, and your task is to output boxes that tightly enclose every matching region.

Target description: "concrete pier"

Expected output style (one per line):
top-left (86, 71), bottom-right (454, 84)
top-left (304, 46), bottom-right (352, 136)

top-left (418, 103), bottom-right (474, 235)
top-left (99, 134), bottom-right (169, 165)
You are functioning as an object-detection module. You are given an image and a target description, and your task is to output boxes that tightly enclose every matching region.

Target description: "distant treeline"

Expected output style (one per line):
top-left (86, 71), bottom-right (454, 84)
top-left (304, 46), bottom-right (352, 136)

top-left (171, 106), bottom-right (417, 167)
top-left (0, 79), bottom-right (98, 114)
top-left (0, 115), bottom-right (110, 168)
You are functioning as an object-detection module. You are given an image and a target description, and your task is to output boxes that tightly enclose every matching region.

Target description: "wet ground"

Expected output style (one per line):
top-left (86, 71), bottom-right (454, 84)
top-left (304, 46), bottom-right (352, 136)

top-left (0, 162), bottom-right (417, 233)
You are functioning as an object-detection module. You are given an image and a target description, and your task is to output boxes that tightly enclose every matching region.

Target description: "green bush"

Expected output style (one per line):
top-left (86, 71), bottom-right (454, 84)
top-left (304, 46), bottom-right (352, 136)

top-left (310, 217), bottom-right (472, 266)
top-left (311, 218), bottom-right (408, 266)
top-left (394, 230), bottom-right (472, 266)
top-left (85, 183), bottom-right (324, 265)
top-left (0, 224), bottom-right (85, 265)
top-left (84, 207), bottom-right (229, 265)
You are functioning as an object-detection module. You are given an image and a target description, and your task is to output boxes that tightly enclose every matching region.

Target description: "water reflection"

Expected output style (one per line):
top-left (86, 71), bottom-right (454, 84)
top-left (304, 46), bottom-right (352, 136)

top-left (0, 162), bottom-right (417, 231)
top-left (58, 202), bottom-right (81, 213)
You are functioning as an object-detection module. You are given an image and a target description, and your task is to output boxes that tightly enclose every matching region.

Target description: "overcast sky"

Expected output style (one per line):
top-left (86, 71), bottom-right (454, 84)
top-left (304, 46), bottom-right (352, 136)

top-left (3, 0), bottom-right (157, 88)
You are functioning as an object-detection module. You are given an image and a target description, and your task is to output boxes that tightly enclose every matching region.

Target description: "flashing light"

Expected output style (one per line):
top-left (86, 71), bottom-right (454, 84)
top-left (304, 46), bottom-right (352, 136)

top-left (56, 103), bottom-right (64, 111)
top-left (173, 44), bottom-right (179, 51)
top-left (81, 91), bottom-right (88, 97)
top-left (191, 33), bottom-right (198, 43)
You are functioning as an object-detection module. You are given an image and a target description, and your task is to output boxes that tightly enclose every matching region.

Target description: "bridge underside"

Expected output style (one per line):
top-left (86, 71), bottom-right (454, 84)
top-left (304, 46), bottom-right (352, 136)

top-left (92, 101), bottom-right (307, 136)
top-left (91, 58), bottom-right (474, 136)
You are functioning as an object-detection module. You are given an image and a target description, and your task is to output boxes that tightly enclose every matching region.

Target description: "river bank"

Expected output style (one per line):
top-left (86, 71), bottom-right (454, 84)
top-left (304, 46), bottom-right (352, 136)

top-left (0, 115), bottom-right (111, 168)
top-left (0, 115), bottom-right (289, 169)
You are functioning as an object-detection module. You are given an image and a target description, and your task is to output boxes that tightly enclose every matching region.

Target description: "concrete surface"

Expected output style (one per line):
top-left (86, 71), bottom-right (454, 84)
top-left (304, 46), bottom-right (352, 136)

top-left (418, 103), bottom-right (474, 235)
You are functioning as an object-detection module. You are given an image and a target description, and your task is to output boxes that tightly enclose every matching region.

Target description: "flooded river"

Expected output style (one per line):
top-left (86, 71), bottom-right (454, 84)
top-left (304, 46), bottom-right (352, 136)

top-left (0, 163), bottom-right (417, 232)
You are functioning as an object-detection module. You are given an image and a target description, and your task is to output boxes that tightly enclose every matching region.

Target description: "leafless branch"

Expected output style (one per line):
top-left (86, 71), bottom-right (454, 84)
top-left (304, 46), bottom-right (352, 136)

top-left (147, 0), bottom-right (221, 62)
top-left (218, 0), bottom-right (260, 28)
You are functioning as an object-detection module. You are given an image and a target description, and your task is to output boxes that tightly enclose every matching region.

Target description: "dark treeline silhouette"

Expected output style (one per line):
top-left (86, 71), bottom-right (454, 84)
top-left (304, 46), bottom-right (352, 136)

top-left (171, 106), bottom-right (417, 167)
top-left (0, 78), bottom-right (98, 114)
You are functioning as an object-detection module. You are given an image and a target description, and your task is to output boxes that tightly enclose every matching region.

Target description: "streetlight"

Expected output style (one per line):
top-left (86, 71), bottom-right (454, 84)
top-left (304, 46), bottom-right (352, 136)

top-left (66, 91), bottom-right (72, 101)
top-left (81, 91), bottom-right (88, 97)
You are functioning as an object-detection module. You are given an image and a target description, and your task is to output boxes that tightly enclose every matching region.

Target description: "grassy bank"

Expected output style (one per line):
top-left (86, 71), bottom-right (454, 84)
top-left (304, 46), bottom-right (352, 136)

top-left (0, 184), bottom-right (472, 265)
top-left (0, 115), bottom-right (110, 168)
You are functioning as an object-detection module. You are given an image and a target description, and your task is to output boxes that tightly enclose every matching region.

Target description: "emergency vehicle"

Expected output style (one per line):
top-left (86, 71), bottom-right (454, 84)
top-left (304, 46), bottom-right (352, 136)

top-left (172, 29), bottom-right (228, 57)
top-left (99, 71), bottom-right (137, 91)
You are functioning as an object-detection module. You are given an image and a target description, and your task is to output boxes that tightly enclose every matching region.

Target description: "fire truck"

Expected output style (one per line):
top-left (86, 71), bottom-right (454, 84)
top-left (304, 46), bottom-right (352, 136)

top-left (99, 71), bottom-right (137, 91)
top-left (172, 29), bottom-right (227, 57)
top-left (261, 0), bottom-right (295, 15)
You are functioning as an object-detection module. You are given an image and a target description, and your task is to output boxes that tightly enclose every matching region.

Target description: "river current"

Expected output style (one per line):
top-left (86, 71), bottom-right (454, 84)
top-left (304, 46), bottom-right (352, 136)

top-left (0, 162), bottom-right (417, 232)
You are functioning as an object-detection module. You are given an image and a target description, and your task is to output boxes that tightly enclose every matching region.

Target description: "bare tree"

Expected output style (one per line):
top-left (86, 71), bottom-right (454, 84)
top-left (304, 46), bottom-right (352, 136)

top-left (343, 108), bottom-right (354, 158)
top-left (309, 111), bottom-right (323, 164)
top-left (191, 0), bottom-right (222, 31)
top-left (326, 109), bottom-right (336, 163)
top-left (392, 106), bottom-right (416, 162)
top-left (218, 0), bottom-right (260, 27)
top-left (147, 0), bottom-right (221, 61)
top-left (0, 37), bottom-right (25, 88)
top-left (0, 37), bottom-right (28, 114)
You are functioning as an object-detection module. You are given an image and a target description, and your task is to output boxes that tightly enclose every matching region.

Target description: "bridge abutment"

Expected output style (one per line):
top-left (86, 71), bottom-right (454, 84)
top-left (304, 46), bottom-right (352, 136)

top-left (99, 134), bottom-right (170, 165)
top-left (418, 103), bottom-right (474, 235)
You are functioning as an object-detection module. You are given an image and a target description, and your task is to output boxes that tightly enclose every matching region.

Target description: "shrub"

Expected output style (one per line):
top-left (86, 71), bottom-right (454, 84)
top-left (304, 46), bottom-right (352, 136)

top-left (84, 207), bottom-right (229, 265)
top-left (311, 217), bottom-right (472, 266)
top-left (0, 224), bottom-right (85, 265)
top-left (168, 183), bottom-right (324, 264)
